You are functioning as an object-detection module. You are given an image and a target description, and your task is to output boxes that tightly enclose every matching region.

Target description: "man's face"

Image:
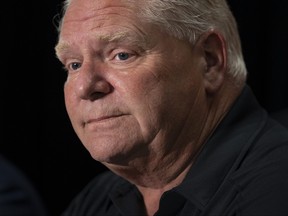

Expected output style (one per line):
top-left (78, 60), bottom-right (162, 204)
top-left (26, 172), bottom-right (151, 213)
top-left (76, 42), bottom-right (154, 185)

top-left (56, 0), bottom-right (207, 165)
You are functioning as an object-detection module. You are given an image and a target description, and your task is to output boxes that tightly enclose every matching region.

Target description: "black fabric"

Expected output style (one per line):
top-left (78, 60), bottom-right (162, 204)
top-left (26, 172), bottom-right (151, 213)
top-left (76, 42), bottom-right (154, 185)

top-left (0, 155), bottom-right (48, 216)
top-left (62, 85), bottom-right (288, 216)
top-left (271, 108), bottom-right (288, 128)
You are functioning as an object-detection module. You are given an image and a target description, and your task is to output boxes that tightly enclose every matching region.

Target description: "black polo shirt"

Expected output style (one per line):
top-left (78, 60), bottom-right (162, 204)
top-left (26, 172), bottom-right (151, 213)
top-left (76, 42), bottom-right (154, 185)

top-left (62, 86), bottom-right (288, 216)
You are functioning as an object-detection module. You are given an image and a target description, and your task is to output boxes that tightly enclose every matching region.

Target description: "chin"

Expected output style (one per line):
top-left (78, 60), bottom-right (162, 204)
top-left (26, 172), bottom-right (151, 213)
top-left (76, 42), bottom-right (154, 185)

top-left (87, 139), bottom-right (148, 166)
top-left (86, 142), bottom-right (131, 164)
top-left (89, 151), bottom-right (132, 166)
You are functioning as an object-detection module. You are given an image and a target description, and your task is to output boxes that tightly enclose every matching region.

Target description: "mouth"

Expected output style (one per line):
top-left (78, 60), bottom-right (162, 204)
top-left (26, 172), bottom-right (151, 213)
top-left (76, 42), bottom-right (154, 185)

top-left (85, 114), bottom-right (126, 125)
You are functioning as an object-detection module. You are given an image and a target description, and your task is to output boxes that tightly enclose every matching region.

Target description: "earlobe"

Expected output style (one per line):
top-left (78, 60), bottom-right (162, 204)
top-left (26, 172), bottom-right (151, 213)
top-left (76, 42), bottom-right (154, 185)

top-left (200, 31), bottom-right (227, 94)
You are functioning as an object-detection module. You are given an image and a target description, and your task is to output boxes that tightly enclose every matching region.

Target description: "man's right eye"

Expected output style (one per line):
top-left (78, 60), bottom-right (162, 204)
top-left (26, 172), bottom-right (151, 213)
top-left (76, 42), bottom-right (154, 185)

top-left (68, 62), bottom-right (82, 71)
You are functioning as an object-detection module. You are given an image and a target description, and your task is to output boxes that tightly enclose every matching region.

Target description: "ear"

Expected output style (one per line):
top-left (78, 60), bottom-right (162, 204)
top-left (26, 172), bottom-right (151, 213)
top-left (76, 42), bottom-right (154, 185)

top-left (199, 31), bottom-right (227, 94)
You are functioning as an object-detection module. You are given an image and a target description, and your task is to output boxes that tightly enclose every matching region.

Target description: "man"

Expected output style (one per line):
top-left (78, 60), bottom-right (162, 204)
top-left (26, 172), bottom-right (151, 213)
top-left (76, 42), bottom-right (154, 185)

top-left (55, 0), bottom-right (288, 215)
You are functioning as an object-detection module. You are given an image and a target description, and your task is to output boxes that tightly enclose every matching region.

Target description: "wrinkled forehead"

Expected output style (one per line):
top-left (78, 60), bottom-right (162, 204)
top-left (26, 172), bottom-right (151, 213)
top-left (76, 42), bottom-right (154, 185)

top-left (61, 0), bottom-right (144, 30)
top-left (65, 0), bottom-right (142, 14)
top-left (56, 0), bottom-right (154, 55)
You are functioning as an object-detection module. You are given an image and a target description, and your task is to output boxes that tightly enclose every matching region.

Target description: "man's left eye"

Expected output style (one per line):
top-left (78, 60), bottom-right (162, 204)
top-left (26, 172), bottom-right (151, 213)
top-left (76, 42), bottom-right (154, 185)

top-left (115, 52), bottom-right (130, 61)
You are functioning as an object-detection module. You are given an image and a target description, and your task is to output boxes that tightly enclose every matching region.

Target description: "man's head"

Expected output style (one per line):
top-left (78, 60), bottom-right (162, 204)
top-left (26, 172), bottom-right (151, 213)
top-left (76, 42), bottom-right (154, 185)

top-left (57, 0), bottom-right (247, 82)
top-left (55, 0), bottom-right (246, 174)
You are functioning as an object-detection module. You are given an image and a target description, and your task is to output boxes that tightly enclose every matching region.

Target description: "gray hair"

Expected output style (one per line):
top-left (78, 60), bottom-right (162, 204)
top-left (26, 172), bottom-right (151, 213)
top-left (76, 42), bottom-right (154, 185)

top-left (58, 0), bottom-right (247, 82)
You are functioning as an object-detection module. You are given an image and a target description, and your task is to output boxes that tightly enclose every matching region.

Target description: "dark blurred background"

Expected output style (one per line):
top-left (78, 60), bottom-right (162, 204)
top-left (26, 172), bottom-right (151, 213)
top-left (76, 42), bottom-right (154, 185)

top-left (1, 0), bottom-right (288, 215)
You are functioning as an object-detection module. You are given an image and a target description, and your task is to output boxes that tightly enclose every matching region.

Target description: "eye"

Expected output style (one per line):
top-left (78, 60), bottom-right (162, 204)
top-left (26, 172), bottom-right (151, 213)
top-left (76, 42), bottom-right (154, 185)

top-left (115, 52), bottom-right (131, 61)
top-left (68, 62), bottom-right (82, 71)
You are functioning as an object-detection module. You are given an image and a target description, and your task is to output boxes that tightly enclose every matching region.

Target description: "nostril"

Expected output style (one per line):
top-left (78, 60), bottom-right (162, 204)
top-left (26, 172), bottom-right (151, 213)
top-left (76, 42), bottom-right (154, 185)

top-left (95, 79), bottom-right (113, 94)
top-left (89, 91), bottom-right (111, 101)
top-left (81, 80), bottom-right (114, 101)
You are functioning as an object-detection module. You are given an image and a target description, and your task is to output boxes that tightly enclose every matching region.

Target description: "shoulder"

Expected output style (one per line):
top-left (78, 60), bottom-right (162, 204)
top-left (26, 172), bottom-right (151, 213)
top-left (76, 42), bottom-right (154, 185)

top-left (270, 108), bottom-right (288, 128)
top-left (0, 154), bottom-right (36, 193)
top-left (0, 155), bottom-right (31, 187)
top-left (230, 117), bottom-right (288, 215)
top-left (239, 115), bottom-right (288, 174)
top-left (0, 155), bottom-right (47, 216)
top-left (62, 170), bottom-right (128, 215)
top-left (81, 170), bottom-right (127, 197)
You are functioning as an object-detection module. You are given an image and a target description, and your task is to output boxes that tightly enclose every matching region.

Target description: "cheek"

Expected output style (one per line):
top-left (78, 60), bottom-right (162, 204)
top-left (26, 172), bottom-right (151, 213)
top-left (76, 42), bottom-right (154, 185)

top-left (110, 68), bottom-right (164, 133)
top-left (112, 64), bottom-right (162, 101)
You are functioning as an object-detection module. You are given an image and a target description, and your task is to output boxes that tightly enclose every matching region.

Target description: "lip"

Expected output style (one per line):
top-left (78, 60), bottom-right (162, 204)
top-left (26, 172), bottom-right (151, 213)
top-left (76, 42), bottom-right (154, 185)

top-left (85, 114), bottom-right (126, 125)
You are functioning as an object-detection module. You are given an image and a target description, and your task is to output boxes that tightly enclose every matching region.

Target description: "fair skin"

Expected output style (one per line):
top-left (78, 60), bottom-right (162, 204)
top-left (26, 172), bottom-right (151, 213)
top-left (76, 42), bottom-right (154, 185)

top-left (55, 0), bottom-right (241, 215)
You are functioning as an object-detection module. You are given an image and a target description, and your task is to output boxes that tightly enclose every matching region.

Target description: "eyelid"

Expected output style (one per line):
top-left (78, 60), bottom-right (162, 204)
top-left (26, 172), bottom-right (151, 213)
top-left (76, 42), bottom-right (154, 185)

top-left (110, 49), bottom-right (137, 61)
top-left (115, 52), bottom-right (134, 60)
top-left (63, 60), bottom-right (82, 73)
top-left (69, 62), bottom-right (82, 70)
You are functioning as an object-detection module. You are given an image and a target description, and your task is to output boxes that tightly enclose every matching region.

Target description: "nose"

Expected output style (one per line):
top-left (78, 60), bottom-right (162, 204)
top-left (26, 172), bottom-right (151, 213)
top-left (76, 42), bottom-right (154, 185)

top-left (74, 63), bottom-right (113, 101)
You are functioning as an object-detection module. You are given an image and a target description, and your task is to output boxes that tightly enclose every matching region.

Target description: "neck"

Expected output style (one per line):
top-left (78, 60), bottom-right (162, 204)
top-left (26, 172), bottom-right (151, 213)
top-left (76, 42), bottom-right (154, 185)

top-left (104, 148), bottom-right (194, 187)
top-left (137, 164), bottom-right (192, 216)
top-left (104, 147), bottom-right (196, 216)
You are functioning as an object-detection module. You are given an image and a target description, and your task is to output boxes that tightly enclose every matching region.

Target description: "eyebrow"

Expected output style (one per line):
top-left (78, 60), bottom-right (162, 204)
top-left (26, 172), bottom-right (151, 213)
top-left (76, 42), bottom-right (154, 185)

top-left (55, 42), bottom-right (72, 59)
top-left (55, 31), bottom-right (149, 58)
top-left (98, 31), bottom-right (132, 43)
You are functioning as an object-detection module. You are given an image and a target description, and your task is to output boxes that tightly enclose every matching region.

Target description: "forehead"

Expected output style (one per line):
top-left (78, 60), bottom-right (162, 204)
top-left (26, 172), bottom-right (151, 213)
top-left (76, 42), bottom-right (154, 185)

top-left (64, 0), bottom-right (140, 21)
top-left (56, 0), bottom-right (154, 55)
top-left (55, 30), bottom-right (149, 56)
top-left (59, 0), bottom-right (147, 40)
